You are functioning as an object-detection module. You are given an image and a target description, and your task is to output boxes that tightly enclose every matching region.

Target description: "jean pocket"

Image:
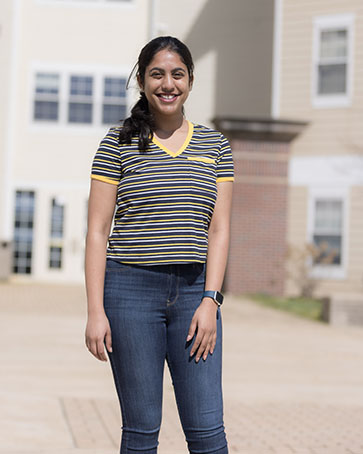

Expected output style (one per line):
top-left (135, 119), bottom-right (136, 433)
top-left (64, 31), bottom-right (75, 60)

top-left (192, 262), bottom-right (205, 275)
top-left (105, 258), bottom-right (128, 272)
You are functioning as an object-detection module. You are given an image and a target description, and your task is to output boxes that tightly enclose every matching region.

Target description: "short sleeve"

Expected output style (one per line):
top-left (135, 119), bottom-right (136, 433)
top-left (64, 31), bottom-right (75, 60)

top-left (216, 133), bottom-right (234, 182)
top-left (90, 128), bottom-right (122, 185)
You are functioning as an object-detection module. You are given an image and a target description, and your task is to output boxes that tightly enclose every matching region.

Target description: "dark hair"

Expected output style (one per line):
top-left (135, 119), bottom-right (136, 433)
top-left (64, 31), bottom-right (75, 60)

top-left (119, 36), bottom-right (194, 152)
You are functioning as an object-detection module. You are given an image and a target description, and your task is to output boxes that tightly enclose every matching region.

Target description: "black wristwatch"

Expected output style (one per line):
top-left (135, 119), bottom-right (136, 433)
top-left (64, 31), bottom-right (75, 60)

top-left (202, 290), bottom-right (224, 307)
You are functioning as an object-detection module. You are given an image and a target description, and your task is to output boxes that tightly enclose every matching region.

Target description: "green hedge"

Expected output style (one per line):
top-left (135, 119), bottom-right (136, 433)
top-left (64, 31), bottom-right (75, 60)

top-left (246, 293), bottom-right (326, 322)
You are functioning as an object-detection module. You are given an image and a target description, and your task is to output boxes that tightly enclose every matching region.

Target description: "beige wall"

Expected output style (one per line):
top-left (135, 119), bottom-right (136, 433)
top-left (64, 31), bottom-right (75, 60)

top-left (159, 0), bottom-right (275, 126)
top-left (285, 185), bottom-right (363, 297)
top-left (24, 1), bottom-right (147, 64)
top-left (0, 1), bottom-right (12, 145)
top-left (158, 0), bottom-right (208, 38)
top-left (158, 0), bottom-right (213, 127)
top-left (283, 0), bottom-right (363, 296)
top-left (5, 0), bottom-right (150, 282)
top-left (281, 0), bottom-right (363, 157)
top-left (0, 1), bottom-right (14, 240)
top-left (16, 0), bottom-right (149, 182)
top-left (285, 185), bottom-right (308, 296)
top-left (347, 186), bottom-right (363, 292)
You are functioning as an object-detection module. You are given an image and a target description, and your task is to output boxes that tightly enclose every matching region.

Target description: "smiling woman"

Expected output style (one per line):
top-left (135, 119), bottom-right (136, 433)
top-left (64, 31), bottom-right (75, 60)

top-left (85, 36), bottom-right (233, 454)
top-left (118, 36), bottom-right (195, 152)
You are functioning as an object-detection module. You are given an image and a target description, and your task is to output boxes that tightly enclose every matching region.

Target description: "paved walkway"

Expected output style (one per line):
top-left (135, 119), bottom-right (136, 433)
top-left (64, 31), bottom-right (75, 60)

top-left (1, 282), bottom-right (363, 454)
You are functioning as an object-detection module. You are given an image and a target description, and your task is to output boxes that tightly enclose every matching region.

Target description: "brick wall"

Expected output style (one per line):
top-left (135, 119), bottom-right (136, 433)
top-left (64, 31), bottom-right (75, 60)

top-left (225, 140), bottom-right (289, 296)
top-left (213, 118), bottom-right (307, 297)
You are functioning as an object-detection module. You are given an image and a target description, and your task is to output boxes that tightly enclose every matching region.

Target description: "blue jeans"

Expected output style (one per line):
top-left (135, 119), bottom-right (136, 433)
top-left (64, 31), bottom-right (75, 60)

top-left (103, 258), bottom-right (228, 454)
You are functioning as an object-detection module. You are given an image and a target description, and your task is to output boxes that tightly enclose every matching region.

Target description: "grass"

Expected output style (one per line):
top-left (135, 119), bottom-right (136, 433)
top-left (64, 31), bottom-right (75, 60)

top-left (245, 292), bottom-right (326, 322)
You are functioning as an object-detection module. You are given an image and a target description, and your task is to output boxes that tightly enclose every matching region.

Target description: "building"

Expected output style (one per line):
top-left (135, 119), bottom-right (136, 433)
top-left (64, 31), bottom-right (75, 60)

top-left (281, 0), bottom-right (363, 298)
top-left (1, 0), bottom-right (363, 303)
top-left (1, 0), bottom-right (150, 282)
top-left (159, 0), bottom-right (363, 299)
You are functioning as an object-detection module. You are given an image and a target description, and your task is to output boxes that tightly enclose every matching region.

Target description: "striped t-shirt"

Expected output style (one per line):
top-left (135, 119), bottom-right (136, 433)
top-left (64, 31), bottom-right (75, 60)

top-left (90, 120), bottom-right (234, 265)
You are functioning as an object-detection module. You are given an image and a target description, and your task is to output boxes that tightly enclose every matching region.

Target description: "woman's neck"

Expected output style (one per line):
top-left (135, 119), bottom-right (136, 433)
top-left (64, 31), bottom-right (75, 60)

top-left (152, 113), bottom-right (186, 137)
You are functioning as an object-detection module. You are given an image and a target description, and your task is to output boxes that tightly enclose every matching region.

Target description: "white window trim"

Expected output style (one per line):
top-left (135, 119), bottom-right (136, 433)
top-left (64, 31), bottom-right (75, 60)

top-left (307, 187), bottom-right (349, 280)
top-left (312, 13), bottom-right (355, 109)
top-left (37, 0), bottom-right (135, 8)
top-left (29, 62), bottom-right (133, 134)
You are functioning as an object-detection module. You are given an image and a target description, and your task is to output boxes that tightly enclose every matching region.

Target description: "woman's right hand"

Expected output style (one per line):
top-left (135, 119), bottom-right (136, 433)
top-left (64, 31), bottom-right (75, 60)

top-left (85, 312), bottom-right (112, 362)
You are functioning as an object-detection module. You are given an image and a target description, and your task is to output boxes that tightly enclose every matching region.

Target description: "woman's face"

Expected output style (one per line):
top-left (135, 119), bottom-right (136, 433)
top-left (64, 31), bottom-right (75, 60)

top-left (138, 49), bottom-right (193, 119)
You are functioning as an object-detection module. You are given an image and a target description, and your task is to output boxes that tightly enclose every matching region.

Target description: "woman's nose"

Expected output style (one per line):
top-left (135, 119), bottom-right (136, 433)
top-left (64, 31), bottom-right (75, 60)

top-left (161, 73), bottom-right (174, 91)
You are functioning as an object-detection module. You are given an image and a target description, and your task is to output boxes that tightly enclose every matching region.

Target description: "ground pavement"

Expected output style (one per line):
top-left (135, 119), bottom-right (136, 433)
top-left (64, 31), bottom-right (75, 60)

top-left (1, 282), bottom-right (363, 454)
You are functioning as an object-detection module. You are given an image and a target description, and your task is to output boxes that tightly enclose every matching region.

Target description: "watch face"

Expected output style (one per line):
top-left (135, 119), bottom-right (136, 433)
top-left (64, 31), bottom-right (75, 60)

top-left (215, 291), bottom-right (224, 305)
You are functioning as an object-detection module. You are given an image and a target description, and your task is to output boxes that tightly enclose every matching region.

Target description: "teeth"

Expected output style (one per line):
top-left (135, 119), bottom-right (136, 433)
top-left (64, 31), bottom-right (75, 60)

top-left (160, 95), bottom-right (175, 99)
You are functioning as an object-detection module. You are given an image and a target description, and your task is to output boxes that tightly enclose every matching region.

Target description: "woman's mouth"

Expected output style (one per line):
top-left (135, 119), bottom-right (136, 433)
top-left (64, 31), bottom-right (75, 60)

top-left (157, 94), bottom-right (179, 103)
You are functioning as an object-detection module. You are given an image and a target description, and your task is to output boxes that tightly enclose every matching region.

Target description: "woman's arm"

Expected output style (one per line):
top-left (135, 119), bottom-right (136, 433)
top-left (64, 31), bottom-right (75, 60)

top-left (85, 179), bottom-right (117, 361)
top-left (187, 181), bottom-right (233, 362)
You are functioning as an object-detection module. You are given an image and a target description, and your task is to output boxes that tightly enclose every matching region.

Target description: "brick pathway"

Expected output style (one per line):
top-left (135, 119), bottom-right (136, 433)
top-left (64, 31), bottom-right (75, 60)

top-left (1, 282), bottom-right (363, 454)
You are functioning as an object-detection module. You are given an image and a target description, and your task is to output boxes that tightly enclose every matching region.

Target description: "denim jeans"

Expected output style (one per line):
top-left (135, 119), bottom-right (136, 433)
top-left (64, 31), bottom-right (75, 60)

top-left (103, 258), bottom-right (228, 454)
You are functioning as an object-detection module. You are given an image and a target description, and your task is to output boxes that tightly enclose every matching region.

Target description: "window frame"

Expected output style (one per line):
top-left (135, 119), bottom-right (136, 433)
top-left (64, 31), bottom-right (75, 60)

top-left (37, 0), bottom-right (135, 8)
top-left (30, 63), bottom-right (131, 131)
top-left (307, 187), bottom-right (349, 280)
top-left (312, 13), bottom-right (355, 109)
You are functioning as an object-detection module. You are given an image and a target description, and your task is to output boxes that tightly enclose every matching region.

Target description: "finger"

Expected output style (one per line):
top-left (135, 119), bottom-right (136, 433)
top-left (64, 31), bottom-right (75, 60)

top-left (88, 340), bottom-right (98, 359)
top-left (105, 329), bottom-right (113, 353)
top-left (190, 330), bottom-right (204, 357)
top-left (202, 342), bottom-right (212, 361)
top-left (186, 318), bottom-right (197, 342)
top-left (96, 339), bottom-right (108, 362)
top-left (85, 334), bottom-right (92, 350)
top-left (195, 332), bottom-right (209, 362)
top-left (195, 336), bottom-right (210, 362)
top-left (210, 332), bottom-right (217, 354)
top-left (203, 334), bottom-right (214, 360)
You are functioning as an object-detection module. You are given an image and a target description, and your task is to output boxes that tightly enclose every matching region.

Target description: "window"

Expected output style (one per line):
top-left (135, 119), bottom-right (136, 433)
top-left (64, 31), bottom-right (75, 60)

top-left (33, 73), bottom-right (59, 121)
top-left (32, 69), bottom-right (128, 126)
top-left (68, 75), bottom-right (93, 123)
top-left (312, 199), bottom-right (343, 266)
top-left (13, 191), bottom-right (35, 274)
top-left (49, 246), bottom-right (62, 269)
top-left (312, 14), bottom-right (354, 108)
top-left (103, 77), bottom-right (127, 124)
top-left (49, 197), bottom-right (65, 269)
top-left (318, 29), bottom-right (347, 95)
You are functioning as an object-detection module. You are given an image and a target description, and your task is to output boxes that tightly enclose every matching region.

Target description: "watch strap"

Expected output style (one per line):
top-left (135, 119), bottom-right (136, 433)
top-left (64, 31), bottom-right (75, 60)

top-left (203, 290), bottom-right (224, 306)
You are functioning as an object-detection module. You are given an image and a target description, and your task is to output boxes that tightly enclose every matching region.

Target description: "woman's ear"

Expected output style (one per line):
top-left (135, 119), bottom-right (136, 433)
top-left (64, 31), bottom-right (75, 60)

top-left (136, 74), bottom-right (143, 91)
top-left (189, 74), bottom-right (194, 90)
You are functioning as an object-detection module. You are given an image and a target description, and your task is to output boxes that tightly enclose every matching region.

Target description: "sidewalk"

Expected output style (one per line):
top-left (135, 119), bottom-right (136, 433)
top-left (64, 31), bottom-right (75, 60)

top-left (1, 282), bottom-right (363, 454)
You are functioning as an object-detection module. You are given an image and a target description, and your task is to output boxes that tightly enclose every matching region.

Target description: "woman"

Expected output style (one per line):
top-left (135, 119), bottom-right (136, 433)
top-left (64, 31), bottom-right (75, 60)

top-left (85, 36), bottom-right (234, 454)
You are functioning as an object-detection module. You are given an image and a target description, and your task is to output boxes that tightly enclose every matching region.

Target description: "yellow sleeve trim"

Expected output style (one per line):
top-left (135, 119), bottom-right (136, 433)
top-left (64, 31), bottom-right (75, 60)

top-left (216, 177), bottom-right (234, 182)
top-left (91, 174), bottom-right (119, 185)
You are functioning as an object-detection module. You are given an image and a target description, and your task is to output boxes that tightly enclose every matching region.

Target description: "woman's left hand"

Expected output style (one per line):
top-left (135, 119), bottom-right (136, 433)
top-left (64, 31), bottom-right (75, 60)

top-left (186, 298), bottom-right (218, 362)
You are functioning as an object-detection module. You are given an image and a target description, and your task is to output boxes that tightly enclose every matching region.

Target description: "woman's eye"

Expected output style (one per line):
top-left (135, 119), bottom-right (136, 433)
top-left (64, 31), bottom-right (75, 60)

top-left (151, 73), bottom-right (162, 78)
top-left (173, 73), bottom-right (184, 78)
